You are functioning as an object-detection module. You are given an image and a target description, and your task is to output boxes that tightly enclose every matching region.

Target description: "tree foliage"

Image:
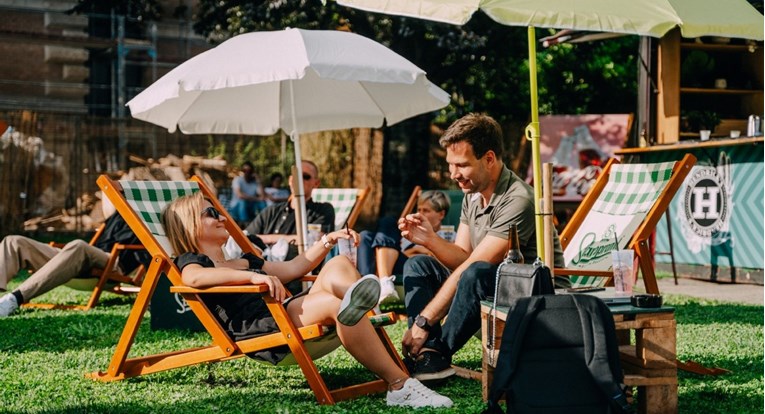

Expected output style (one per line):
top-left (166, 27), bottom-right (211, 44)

top-left (191, 0), bottom-right (639, 126)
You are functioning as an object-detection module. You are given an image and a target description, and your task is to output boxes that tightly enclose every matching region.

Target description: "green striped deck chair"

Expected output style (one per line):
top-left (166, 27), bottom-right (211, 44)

top-left (90, 175), bottom-right (401, 404)
top-left (556, 154), bottom-right (696, 294)
top-left (311, 187), bottom-right (369, 230)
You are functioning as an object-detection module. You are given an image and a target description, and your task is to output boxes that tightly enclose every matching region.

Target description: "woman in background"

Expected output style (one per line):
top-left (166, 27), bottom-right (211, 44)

top-left (357, 190), bottom-right (452, 303)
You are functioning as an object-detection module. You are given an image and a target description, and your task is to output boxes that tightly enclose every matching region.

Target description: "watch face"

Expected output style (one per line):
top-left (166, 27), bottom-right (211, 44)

top-left (416, 315), bottom-right (428, 328)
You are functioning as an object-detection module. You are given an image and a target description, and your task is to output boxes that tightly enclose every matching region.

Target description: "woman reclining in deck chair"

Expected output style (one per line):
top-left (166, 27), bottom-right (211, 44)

top-left (162, 193), bottom-right (452, 409)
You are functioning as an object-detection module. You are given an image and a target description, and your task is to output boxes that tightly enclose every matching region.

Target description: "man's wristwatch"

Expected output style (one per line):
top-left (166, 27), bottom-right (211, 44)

top-left (414, 314), bottom-right (432, 332)
top-left (321, 234), bottom-right (335, 249)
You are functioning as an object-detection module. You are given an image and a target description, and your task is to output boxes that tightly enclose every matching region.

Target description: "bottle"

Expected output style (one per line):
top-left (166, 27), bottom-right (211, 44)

top-left (505, 223), bottom-right (524, 264)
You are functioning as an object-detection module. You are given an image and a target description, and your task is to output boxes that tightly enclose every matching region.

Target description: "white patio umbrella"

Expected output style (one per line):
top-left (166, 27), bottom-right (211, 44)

top-left (337, 0), bottom-right (764, 261)
top-left (127, 28), bottom-right (449, 248)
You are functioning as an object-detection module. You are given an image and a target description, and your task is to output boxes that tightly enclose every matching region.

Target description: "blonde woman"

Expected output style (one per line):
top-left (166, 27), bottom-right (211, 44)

top-left (161, 192), bottom-right (452, 409)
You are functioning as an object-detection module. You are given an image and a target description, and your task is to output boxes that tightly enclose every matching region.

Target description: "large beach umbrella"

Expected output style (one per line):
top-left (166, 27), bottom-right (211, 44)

top-left (127, 28), bottom-right (449, 247)
top-left (337, 0), bottom-right (764, 261)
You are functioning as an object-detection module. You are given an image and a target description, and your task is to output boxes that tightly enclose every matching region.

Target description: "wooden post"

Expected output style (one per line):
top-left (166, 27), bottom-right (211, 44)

top-left (542, 163), bottom-right (555, 272)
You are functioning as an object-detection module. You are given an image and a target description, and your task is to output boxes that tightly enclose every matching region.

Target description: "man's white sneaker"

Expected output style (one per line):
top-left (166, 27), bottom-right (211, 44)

top-left (337, 274), bottom-right (380, 326)
top-left (378, 275), bottom-right (400, 304)
top-left (0, 293), bottom-right (19, 317)
top-left (387, 378), bottom-right (453, 408)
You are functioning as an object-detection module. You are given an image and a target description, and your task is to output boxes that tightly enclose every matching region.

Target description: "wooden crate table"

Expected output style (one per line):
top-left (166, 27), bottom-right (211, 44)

top-left (480, 300), bottom-right (678, 414)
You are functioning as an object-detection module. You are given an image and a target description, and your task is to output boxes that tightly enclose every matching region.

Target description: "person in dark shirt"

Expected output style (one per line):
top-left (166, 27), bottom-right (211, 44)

top-left (161, 191), bottom-right (452, 409)
top-left (245, 160), bottom-right (335, 256)
top-left (0, 208), bottom-right (150, 317)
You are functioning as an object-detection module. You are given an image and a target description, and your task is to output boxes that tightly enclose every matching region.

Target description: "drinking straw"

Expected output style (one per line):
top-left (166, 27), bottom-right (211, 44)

top-left (613, 232), bottom-right (623, 292)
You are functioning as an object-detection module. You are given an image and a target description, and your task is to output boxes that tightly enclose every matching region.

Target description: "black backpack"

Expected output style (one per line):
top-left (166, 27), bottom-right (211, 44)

top-left (485, 294), bottom-right (634, 414)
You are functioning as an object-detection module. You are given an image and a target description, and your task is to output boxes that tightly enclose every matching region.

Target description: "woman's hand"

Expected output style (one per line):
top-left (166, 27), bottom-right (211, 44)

top-left (324, 228), bottom-right (360, 247)
top-left (250, 273), bottom-right (286, 303)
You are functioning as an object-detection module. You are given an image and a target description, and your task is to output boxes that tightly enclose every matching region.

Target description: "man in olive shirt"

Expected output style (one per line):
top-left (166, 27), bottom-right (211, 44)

top-left (398, 113), bottom-right (567, 382)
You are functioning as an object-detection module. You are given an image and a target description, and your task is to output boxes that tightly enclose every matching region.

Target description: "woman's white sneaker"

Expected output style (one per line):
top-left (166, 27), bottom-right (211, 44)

top-left (378, 275), bottom-right (400, 304)
top-left (386, 378), bottom-right (453, 408)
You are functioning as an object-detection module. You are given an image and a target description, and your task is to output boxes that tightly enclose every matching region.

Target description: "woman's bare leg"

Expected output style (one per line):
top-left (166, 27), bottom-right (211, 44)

top-left (286, 256), bottom-right (407, 385)
top-left (375, 247), bottom-right (400, 277)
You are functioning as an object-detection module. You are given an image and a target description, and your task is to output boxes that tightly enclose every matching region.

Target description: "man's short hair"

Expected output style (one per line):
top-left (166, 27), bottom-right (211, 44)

top-left (438, 113), bottom-right (504, 159)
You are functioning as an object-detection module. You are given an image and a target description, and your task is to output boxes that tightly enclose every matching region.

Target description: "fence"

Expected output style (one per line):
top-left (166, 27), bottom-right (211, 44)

top-left (0, 110), bottom-right (255, 237)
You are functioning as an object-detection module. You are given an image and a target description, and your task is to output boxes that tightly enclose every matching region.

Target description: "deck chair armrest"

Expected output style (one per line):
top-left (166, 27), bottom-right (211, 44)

top-left (301, 275), bottom-right (318, 282)
top-left (170, 284), bottom-right (270, 294)
top-left (113, 244), bottom-right (146, 251)
top-left (554, 268), bottom-right (614, 278)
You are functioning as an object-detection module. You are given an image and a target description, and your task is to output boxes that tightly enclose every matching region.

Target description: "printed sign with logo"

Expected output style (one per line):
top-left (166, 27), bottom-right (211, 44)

top-left (563, 215), bottom-right (642, 270)
top-left (677, 153), bottom-right (733, 254)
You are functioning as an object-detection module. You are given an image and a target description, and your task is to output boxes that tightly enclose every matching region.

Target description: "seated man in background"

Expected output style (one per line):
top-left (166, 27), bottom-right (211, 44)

top-left (244, 160), bottom-right (334, 292)
top-left (0, 198), bottom-right (150, 317)
top-left (356, 190), bottom-right (452, 303)
top-left (229, 161), bottom-right (267, 226)
top-left (399, 113), bottom-right (567, 383)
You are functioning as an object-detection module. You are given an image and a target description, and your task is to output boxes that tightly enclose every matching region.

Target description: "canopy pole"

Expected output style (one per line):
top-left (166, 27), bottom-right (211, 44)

top-left (525, 26), bottom-right (545, 262)
top-left (288, 80), bottom-right (309, 253)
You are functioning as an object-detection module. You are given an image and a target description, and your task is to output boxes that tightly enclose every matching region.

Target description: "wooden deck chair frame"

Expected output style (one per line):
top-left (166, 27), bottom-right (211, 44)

top-left (22, 223), bottom-right (146, 311)
top-left (89, 175), bottom-right (405, 405)
top-left (555, 153), bottom-right (697, 294)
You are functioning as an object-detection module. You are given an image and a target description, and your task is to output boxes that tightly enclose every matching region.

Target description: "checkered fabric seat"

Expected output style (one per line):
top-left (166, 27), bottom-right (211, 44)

top-left (120, 180), bottom-right (200, 257)
top-left (311, 188), bottom-right (366, 230)
top-left (556, 155), bottom-right (696, 293)
top-left (591, 162), bottom-right (675, 217)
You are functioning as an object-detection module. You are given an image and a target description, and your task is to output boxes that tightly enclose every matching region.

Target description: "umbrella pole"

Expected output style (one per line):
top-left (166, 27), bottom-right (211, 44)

top-left (526, 26), bottom-right (545, 262)
top-left (291, 134), bottom-right (309, 254)
top-left (288, 79), bottom-right (309, 253)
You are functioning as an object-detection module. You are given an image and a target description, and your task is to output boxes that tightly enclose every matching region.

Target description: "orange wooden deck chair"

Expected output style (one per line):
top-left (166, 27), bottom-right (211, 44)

top-left (22, 223), bottom-right (146, 311)
top-left (90, 175), bottom-right (404, 404)
top-left (555, 153), bottom-right (697, 294)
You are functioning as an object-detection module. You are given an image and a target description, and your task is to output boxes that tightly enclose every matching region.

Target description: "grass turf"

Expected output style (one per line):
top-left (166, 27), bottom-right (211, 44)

top-left (0, 279), bottom-right (762, 413)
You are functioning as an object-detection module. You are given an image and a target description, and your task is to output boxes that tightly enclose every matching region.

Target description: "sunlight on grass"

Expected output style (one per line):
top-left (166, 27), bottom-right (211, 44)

top-left (1, 280), bottom-right (762, 413)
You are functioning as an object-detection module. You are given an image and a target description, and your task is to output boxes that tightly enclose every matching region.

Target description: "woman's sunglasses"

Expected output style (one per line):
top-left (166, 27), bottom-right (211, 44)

top-left (201, 206), bottom-right (222, 220)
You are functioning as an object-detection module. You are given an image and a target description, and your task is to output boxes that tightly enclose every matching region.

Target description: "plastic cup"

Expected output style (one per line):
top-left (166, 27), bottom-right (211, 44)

top-left (306, 224), bottom-right (322, 247)
top-left (337, 238), bottom-right (357, 267)
top-left (611, 250), bottom-right (635, 296)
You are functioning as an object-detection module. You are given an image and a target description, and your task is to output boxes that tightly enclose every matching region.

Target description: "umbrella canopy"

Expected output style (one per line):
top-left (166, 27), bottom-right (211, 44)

top-left (128, 28), bottom-right (449, 135)
top-left (127, 28), bottom-right (449, 248)
top-left (338, 0), bottom-right (764, 40)
top-left (337, 0), bottom-right (764, 262)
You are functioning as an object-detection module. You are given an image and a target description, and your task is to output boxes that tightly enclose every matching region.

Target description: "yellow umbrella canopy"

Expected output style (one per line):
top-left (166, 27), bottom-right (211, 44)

top-left (338, 0), bottom-right (764, 261)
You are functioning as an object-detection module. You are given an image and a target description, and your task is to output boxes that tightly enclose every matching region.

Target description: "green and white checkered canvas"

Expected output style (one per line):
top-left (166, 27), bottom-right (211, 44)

top-left (121, 181), bottom-right (200, 255)
top-left (311, 188), bottom-right (360, 230)
top-left (592, 161), bottom-right (676, 216)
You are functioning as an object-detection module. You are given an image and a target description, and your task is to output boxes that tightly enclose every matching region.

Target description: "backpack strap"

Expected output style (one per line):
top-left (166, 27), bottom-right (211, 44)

top-left (572, 295), bottom-right (634, 414)
top-left (485, 295), bottom-right (545, 414)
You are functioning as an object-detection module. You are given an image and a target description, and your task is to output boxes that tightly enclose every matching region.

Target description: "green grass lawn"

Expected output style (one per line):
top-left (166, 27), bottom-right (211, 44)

top-left (0, 280), bottom-right (762, 414)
